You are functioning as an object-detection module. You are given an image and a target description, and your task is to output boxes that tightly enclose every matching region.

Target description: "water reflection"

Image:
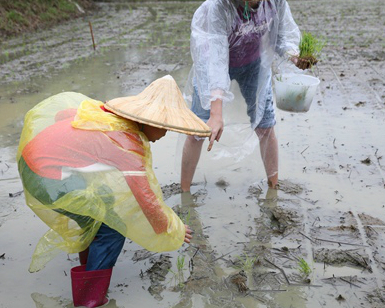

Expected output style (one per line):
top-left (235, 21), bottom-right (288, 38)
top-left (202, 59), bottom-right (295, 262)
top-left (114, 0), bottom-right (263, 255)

top-left (31, 292), bottom-right (124, 308)
top-left (168, 187), bottom-right (312, 308)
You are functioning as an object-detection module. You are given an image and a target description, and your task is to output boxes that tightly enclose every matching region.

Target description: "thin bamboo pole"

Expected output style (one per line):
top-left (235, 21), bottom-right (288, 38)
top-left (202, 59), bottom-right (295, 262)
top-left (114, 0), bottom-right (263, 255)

top-left (89, 21), bottom-right (96, 51)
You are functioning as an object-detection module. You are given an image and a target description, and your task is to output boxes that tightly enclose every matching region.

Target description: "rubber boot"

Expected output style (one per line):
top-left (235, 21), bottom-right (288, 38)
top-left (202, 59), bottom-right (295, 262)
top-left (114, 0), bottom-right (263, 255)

top-left (71, 265), bottom-right (112, 308)
top-left (79, 248), bottom-right (89, 265)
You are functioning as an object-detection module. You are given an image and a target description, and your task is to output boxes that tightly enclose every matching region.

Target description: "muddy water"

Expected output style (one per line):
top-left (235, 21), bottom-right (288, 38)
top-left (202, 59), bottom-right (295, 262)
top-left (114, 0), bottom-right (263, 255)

top-left (1, 0), bottom-right (385, 307)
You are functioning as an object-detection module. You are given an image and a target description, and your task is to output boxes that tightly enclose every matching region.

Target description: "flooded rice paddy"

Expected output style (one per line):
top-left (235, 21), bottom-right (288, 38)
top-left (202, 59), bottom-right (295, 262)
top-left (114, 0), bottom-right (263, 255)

top-left (1, 0), bottom-right (385, 307)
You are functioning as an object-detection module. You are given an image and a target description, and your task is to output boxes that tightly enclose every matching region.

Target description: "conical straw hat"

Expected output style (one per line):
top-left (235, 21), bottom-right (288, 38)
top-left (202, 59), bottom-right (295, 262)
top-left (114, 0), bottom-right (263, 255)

top-left (105, 75), bottom-right (211, 137)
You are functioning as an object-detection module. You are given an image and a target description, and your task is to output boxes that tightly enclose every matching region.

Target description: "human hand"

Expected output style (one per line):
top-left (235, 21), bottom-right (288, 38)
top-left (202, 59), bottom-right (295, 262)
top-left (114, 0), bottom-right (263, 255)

top-left (290, 55), bottom-right (317, 70)
top-left (184, 225), bottom-right (192, 243)
top-left (206, 98), bottom-right (223, 151)
top-left (206, 114), bottom-right (224, 151)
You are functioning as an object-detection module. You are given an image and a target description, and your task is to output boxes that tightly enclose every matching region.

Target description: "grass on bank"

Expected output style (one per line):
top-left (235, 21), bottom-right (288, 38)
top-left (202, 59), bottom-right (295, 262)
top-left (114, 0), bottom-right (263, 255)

top-left (0, 0), bottom-right (94, 37)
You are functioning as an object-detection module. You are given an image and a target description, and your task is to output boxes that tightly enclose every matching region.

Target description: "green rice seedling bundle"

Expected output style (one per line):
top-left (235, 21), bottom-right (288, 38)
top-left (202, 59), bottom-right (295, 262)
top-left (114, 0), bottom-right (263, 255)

top-left (298, 32), bottom-right (325, 68)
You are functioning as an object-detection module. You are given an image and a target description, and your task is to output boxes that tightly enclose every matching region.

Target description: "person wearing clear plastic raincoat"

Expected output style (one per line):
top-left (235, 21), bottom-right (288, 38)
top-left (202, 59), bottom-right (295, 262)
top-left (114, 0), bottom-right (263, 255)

top-left (17, 76), bottom-right (210, 308)
top-left (181, 0), bottom-right (310, 191)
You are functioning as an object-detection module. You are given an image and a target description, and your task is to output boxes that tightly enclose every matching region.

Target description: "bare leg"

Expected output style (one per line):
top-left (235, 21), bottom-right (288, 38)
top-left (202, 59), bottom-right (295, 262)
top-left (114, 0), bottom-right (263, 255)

top-left (181, 135), bottom-right (205, 192)
top-left (255, 127), bottom-right (278, 189)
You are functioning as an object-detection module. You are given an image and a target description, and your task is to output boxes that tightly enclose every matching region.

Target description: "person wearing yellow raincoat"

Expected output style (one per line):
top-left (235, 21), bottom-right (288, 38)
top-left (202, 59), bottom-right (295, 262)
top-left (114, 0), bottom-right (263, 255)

top-left (17, 75), bottom-right (211, 308)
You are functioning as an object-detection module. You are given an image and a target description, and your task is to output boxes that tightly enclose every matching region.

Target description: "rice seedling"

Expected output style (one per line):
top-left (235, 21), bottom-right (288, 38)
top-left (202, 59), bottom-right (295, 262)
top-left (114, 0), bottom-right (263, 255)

top-left (235, 253), bottom-right (258, 272)
top-left (168, 255), bottom-right (186, 288)
top-left (298, 32), bottom-right (325, 68)
top-left (297, 258), bottom-right (312, 278)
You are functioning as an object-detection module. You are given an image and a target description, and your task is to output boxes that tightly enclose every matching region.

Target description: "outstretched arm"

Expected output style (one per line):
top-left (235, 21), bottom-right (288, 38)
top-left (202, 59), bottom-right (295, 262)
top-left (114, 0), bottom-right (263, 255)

top-left (125, 174), bottom-right (169, 234)
top-left (98, 131), bottom-right (178, 235)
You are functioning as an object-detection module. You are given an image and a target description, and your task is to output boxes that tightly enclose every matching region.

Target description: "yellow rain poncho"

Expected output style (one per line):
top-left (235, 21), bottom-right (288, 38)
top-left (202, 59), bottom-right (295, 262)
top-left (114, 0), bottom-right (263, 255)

top-left (17, 92), bottom-right (185, 272)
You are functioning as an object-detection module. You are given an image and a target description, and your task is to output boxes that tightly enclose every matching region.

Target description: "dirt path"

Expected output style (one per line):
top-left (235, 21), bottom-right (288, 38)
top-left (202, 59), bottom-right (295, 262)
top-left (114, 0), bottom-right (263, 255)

top-left (1, 1), bottom-right (385, 307)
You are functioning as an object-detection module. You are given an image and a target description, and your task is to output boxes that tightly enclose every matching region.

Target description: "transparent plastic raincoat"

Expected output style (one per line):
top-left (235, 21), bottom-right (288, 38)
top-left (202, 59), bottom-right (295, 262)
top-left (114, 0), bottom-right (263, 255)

top-left (17, 92), bottom-right (185, 272)
top-left (187, 0), bottom-right (300, 129)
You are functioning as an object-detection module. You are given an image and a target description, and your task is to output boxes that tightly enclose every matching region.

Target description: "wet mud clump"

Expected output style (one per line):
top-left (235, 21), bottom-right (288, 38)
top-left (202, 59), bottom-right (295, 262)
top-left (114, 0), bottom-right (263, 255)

top-left (132, 249), bottom-right (156, 262)
top-left (358, 213), bottom-right (385, 226)
top-left (161, 183), bottom-right (182, 200)
top-left (247, 185), bottom-right (263, 199)
top-left (215, 178), bottom-right (230, 190)
top-left (227, 270), bottom-right (249, 293)
top-left (145, 254), bottom-right (172, 300)
top-left (276, 180), bottom-right (304, 195)
top-left (314, 248), bottom-right (372, 272)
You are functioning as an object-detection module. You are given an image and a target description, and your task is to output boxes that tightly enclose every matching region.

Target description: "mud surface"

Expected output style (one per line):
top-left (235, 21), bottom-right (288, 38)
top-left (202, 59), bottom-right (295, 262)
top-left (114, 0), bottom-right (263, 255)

top-left (1, 0), bottom-right (385, 307)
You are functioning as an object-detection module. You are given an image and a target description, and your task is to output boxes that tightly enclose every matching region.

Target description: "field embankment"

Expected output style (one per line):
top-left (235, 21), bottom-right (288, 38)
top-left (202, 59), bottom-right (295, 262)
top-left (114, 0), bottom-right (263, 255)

top-left (0, 0), bottom-right (95, 38)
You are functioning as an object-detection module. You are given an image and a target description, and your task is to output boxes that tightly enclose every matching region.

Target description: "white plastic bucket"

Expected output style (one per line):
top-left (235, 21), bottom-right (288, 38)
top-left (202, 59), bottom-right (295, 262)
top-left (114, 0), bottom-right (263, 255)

top-left (274, 74), bottom-right (320, 113)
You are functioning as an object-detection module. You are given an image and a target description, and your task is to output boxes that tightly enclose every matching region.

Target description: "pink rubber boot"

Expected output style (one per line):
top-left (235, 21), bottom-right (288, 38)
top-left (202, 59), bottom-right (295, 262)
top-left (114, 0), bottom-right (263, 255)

top-left (71, 265), bottom-right (112, 308)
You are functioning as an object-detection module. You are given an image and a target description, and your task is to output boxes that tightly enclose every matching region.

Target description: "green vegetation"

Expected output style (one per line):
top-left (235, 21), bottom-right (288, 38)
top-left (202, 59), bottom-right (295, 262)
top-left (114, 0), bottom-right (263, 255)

top-left (169, 255), bottom-right (186, 288)
top-left (235, 253), bottom-right (258, 272)
top-left (275, 75), bottom-right (283, 82)
top-left (0, 0), bottom-right (94, 37)
top-left (297, 258), bottom-right (312, 278)
top-left (7, 10), bottom-right (26, 24)
top-left (298, 31), bottom-right (325, 66)
top-left (177, 255), bottom-right (186, 271)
